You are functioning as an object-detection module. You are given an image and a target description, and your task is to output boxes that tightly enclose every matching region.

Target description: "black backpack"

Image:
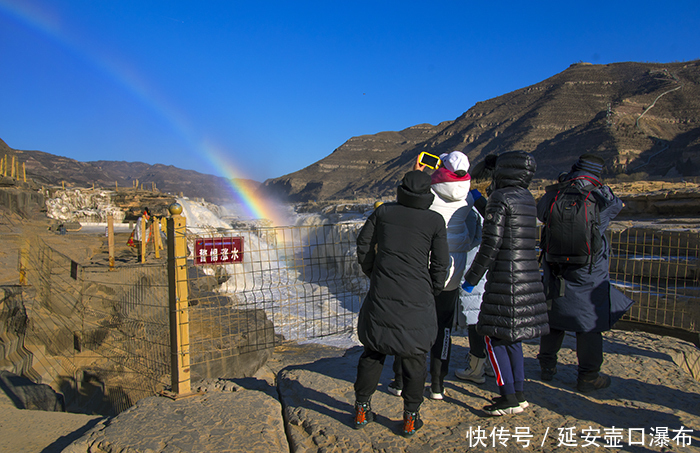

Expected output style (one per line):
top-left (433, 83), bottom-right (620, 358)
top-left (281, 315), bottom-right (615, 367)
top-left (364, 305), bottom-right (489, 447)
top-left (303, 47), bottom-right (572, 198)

top-left (541, 175), bottom-right (603, 269)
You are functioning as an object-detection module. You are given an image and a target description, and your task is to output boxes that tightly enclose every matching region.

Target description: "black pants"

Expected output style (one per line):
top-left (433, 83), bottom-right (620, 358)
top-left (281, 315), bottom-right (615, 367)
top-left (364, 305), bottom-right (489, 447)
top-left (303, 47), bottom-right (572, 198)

top-left (430, 288), bottom-right (458, 383)
top-left (538, 328), bottom-right (604, 380)
top-left (393, 288), bottom-right (458, 387)
top-left (468, 324), bottom-right (486, 359)
top-left (135, 240), bottom-right (144, 261)
top-left (355, 347), bottom-right (427, 413)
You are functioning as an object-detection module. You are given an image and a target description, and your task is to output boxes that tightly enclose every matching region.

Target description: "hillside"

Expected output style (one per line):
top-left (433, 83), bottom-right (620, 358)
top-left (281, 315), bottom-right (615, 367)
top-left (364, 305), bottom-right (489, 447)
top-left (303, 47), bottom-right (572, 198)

top-left (264, 60), bottom-right (700, 201)
top-left (0, 139), bottom-right (258, 205)
top-left (2, 60), bottom-right (699, 205)
top-left (262, 122), bottom-right (453, 201)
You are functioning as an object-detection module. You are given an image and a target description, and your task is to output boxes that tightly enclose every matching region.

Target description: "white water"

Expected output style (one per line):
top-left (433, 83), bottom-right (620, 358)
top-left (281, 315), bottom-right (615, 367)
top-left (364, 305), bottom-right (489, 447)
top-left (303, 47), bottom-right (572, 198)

top-left (44, 190), bottom-right (370, 348)
top-left (177, 197), bottom-right (367, 349)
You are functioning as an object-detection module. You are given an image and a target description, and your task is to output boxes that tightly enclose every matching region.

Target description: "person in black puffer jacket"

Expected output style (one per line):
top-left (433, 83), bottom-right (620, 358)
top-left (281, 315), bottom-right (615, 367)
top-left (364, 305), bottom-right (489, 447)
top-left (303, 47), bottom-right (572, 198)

top-left (353, 170), bottom-right (449, 437)
top-left (463, 151), bottom-right (549, 416)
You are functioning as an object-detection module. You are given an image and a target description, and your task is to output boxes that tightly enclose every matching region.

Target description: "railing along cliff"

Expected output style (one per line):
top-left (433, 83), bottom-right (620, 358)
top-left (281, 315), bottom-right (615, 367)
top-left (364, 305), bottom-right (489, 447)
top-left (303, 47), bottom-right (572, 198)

top-left (12, 212), bottom-right (700, 409)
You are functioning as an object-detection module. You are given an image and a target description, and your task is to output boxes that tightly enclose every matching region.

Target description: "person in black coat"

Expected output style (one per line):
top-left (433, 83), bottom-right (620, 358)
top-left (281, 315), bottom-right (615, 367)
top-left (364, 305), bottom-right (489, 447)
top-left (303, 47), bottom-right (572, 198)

top-left (536, 153), bottom-right (634, 393)
top-left (353, 170), bottom-right (449, 437)
top-left (463, 151), bottom-right (549, 416)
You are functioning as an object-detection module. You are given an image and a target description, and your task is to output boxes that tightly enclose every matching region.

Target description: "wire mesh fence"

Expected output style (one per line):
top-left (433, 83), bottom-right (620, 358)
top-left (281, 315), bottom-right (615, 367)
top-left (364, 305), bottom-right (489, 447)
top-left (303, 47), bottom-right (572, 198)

top-left (13, 219), bottom-right (700, 413)
top-left (610, 228), bottom-right (700, 335)
top-left (21, 234), bottom-right (170, 414)
top-left (184, 223), bottom-right (368, 371)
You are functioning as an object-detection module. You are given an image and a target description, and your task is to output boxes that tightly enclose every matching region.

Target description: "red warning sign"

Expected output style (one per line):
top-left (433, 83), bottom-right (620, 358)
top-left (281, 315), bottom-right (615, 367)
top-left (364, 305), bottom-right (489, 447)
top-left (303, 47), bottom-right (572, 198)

top-left (193, 237), bottom-right (244, 265)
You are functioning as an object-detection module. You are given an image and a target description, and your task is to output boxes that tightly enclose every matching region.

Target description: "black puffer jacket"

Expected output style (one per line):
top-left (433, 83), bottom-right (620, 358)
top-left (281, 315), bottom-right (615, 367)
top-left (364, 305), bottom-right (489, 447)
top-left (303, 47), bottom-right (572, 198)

top-left (356, 171), bottom-right (450, 356)
top-left (464, 151), bottom-right (549, 343)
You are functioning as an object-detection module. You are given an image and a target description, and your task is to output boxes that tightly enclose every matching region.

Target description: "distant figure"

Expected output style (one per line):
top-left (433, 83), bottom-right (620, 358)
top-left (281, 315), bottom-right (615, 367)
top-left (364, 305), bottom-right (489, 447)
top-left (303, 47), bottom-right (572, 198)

top-left (134, 207), bottom-right (151, 262)
top-left (536, 153), bottom-right (633, 393)
top-left (354, 170), bottom-right (449, 437)
top-left (463, 151), bottom-right (549, 416)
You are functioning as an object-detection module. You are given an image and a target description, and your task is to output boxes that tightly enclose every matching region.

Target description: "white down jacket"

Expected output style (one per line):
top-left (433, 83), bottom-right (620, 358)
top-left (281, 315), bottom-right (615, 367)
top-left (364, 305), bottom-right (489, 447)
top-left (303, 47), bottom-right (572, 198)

top-left (429, 176), bottom-right (473, 291)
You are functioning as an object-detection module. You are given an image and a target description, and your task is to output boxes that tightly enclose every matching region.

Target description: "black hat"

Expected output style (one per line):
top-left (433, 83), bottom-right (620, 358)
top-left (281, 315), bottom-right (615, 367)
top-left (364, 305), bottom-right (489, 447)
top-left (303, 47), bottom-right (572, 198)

top-left (469, 154), bottom-right (498, 182)
top-left (400, 170), bottom-right (432, 194)
top-left (572, 153), bottom-right (605, 177)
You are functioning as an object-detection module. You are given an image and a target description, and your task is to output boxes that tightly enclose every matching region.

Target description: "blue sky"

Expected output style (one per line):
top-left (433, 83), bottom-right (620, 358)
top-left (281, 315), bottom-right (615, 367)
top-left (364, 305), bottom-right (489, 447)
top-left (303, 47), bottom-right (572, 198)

top-left (1, 1), bottom-right (698, 182)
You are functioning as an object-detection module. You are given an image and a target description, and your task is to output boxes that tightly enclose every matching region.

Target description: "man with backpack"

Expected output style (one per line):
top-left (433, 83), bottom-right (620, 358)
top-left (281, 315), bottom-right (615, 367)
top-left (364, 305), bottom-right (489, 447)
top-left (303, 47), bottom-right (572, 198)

top-left (536, 153), bottom-right (634, 393)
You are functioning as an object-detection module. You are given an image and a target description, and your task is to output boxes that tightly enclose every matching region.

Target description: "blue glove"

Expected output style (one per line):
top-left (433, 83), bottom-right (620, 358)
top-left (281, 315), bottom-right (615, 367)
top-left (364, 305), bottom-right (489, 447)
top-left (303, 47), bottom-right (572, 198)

top-left (462, 281), bottom-right (474, 293)
top-left (469, 189), bottom-right (482, 201)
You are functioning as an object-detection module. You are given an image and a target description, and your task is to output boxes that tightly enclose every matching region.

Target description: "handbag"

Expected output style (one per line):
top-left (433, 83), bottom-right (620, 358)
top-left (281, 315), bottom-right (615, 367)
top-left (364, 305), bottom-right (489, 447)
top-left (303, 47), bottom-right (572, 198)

top-left (127, 230), bottom-right (137, 247)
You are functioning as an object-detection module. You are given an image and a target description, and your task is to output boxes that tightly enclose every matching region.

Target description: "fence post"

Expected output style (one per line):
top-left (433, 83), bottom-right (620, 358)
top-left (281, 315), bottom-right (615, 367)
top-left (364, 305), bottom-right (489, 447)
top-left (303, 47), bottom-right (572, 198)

top-left (167, 203), bottom-right (191, 395)
top-left (19, 238), bottom-right (29, 285)
top-left (153, 220), bottom-right (162, 259)
top-left (139, 216), bottom-right (147, 263)
top-left (107, 215), bottom-right (115, 270)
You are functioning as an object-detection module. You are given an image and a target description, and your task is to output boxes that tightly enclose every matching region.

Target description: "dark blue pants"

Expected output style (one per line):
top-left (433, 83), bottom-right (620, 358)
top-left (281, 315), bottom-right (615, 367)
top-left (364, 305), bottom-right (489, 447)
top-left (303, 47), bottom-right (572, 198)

top-left (485, 337), bottom-right (524, 396)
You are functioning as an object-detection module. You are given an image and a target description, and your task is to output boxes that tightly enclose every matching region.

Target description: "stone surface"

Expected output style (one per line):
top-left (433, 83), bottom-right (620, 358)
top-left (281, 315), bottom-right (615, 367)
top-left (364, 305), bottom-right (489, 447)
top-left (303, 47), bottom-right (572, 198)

top-left (62, 378), bottom-right (288, 453)
top-left (0, 370), bottom-right (65, 412)
top-left (274, 332), bottom-right (700, 452)
top-left (10, 330), bottom-right (688, 453)
top-left (0, 387), bottom-right (103, 453)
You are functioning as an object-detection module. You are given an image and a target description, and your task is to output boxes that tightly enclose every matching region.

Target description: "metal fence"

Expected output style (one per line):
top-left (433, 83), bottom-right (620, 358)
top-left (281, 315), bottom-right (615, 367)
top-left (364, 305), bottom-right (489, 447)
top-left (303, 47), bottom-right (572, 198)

top-left (21, 235), bottom-right (170, 414)
top-left (184, 222), bottom-right (367, 373)
top-left (14, 218), bottom-right (700, 413)
top-left (180, 223), bottom-right (700, 381)
top-left (610, 228), bottom-right (700, 341)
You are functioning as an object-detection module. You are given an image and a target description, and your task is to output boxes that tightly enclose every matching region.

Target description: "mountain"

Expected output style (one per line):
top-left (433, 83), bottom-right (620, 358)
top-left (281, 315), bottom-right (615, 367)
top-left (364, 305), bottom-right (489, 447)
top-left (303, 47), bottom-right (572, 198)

top-left (0, 143), bottom-right (258, 205)
top-left (3, 60), bottom-right (699, 205)
top-left (263, 60), bottom-right (700, 201)
top-left (263, 122), bottom-right (453, 201)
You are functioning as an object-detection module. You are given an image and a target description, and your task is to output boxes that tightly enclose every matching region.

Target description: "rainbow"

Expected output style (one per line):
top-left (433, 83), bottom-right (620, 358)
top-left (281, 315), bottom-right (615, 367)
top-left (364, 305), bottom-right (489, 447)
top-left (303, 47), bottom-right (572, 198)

top-left (202, 142), bottom-right (288, 225)
top-left (0, 0), bottom-right (288, 226)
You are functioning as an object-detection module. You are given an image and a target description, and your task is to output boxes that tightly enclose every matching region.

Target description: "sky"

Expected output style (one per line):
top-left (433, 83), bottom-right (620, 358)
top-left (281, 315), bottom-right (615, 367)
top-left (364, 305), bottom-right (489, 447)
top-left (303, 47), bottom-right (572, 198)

top-left (1, 1), bottom-right (699, 184)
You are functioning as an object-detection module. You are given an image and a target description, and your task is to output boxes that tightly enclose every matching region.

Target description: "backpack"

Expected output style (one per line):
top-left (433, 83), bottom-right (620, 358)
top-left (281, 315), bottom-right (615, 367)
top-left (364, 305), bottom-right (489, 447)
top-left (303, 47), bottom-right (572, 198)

top-left (541, 175), bottom-right (603, 269)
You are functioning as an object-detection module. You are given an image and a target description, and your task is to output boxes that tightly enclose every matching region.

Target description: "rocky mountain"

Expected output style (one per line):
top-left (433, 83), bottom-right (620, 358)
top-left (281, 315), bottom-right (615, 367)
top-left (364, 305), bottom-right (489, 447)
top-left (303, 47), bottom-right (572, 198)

top-left (264, 60), bottom-right (700, 201)
top-left (0, 139), bottom-right (259, 205)
top-left (3, 60), bottom-right (699, 205)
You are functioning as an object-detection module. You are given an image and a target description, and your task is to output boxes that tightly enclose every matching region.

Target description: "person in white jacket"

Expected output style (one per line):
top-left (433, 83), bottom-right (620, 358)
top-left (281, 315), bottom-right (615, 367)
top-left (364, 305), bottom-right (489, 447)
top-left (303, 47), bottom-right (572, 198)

top-left (454, 201), bottom-right (495, 383)
top-left (133, 207), bottom-right (151, 262)
top-left (388, 151), bottom-right (475, 400)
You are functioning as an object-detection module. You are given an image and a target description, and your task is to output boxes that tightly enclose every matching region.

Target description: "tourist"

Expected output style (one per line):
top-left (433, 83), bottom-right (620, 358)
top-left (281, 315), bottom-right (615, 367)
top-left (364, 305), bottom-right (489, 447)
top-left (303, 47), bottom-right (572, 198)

top-left (388, 151), bottom-right (475, 400)
top-left (454, 157), bottom-right (499, 384)
top-left (134, 207), bottom-right (151, 262)
top-left (536, 153), bottom-right (634, 393)
top-left (463, 151), bottom-right (549, 416)
top-left (454, 202), bottom-right (493, 384)
top-left (354, 170), bottom-right (449, 437)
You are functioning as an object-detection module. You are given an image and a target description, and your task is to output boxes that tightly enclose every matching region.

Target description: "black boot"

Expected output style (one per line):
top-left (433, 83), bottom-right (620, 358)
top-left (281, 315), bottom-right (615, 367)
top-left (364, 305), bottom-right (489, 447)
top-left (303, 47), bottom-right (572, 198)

top-left (402, 410), bottom-right (424, 437)
top-left (577, 373), bottom-right (611, 393)
top-left (353, 400), bottom-right (374, 429)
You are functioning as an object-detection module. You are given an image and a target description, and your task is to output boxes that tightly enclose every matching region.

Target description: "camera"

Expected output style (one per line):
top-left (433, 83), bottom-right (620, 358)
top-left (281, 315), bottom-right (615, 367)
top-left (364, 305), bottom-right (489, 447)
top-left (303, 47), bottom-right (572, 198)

top-left (418, 152), bottom-right (441, 169)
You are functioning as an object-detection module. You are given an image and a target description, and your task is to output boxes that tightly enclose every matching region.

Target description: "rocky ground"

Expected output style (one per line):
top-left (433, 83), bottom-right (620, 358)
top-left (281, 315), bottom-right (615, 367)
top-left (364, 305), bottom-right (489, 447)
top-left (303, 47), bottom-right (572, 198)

top-left (3, 331), bottom-right (695, 453)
